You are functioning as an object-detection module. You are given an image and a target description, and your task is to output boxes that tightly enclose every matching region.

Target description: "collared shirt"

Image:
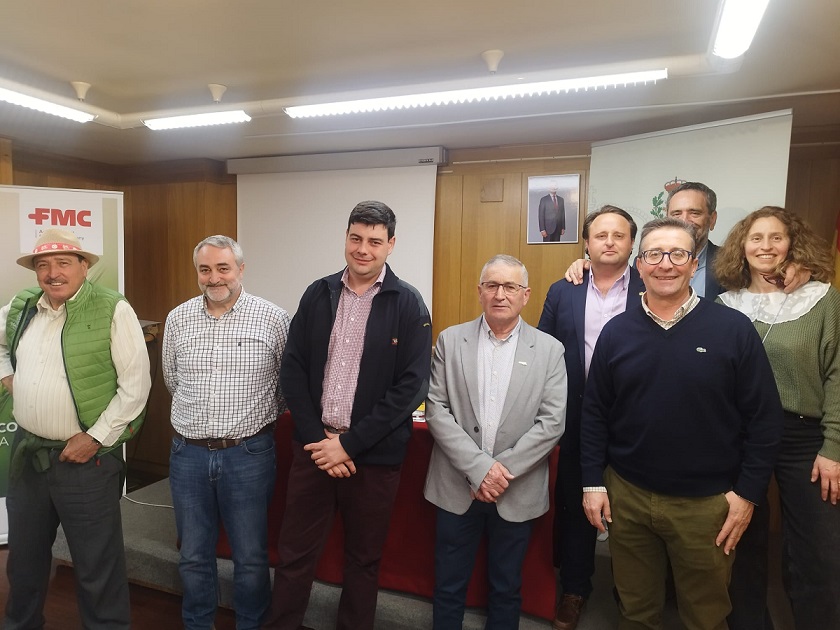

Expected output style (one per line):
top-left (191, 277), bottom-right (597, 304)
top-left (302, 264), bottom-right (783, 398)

top-left (690, 243), bottom-right (709, 297)
top-left (0, 291), bottom-right (151, 446)
top-left (163, 289), bottom-right (289, 439)
top-left (642, 288), bottom-right (701, 329)
top-left (321, 266), bottom-right (386, 430)
top-left (477, 316), bottom-right (521, 456)
top-left (584, 265), bottom-right (631, 377)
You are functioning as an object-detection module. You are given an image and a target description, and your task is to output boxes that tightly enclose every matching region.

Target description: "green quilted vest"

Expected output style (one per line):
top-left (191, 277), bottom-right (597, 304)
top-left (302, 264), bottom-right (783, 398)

top-left (6, 280), bottom-right (146, 454)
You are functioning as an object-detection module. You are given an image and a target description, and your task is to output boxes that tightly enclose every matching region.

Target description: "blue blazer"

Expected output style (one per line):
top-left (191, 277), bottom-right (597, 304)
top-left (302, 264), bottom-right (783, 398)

top-left (704, 241), bottom-right (725, 298)
top-left (537, 267), bottom-right (645, 453)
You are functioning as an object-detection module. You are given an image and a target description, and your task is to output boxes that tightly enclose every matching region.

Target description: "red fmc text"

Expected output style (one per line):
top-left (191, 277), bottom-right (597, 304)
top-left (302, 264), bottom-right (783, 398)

top-left (28, 207), bottom-right (92, 227)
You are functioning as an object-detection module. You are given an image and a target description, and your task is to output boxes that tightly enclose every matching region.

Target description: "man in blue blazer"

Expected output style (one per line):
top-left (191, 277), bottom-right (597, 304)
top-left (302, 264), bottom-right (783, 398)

top-left (664, 182), bottom-right (724, 298)
top-left (538, 205), bottom-right (643, 630)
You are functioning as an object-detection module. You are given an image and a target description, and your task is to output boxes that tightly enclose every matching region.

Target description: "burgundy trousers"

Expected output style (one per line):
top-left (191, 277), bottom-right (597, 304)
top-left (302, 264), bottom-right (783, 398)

top-left (263, 442), bottom-right (402, 630)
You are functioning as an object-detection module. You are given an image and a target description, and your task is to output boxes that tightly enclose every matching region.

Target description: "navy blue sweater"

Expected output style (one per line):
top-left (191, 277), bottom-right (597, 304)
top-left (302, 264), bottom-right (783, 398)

top-left (280, 264), bottom-right (432, 466)
top-left (580, 299), bottom-right (784, 504)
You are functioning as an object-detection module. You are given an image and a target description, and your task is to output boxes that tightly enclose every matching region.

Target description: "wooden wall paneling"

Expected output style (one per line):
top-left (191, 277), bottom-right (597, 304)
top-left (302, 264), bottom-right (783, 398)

top-left (785, 157), bottom-right (813, 222)
top-left (806, 157), bottom-right (840, 239)
top-left (459, 172), bottom-right (523, 323)
top-left (432, 174), bottom-right (464, 339)
top-left (205, 181), bottom-right (238, 241)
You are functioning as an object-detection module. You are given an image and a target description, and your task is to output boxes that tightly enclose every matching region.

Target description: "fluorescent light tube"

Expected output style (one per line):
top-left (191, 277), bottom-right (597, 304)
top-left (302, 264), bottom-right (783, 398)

top-left (713, 0), bottom-right (770, 59)
top-left (143, 110), bottom-right (251, 130)
top-left (284, 69), bottom-right (668, 118)
top-left (0, 87), bottom-right (95, 123)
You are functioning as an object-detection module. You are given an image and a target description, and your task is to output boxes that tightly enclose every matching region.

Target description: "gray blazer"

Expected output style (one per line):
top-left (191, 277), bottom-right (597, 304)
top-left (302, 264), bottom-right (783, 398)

top-left (423, 317), bottom-right (568, 522)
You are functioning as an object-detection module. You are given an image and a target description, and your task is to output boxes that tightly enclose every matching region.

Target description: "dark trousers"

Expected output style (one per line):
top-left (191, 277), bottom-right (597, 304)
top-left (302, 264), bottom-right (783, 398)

top-left (727, 500), bottom-right (773, 630)
top-left (553, 450), bottom-right (597, 598)
top-left (433, 502), bottom-right (535, 630)
top-left (4, 447), bottom-right (129, 630)
top-left (543, 228), bottom-right (563, 242)
top-left (730, 415), bottom-right (840, 629)
top-left (775, 415), bottom-right (840, 627)
top-left (263, 442), bottom-right (402, 630)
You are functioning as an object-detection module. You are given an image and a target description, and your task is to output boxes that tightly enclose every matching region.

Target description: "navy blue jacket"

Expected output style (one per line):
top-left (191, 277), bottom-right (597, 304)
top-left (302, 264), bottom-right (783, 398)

top-left (704, 241), bottom-right (725, 298)
top-left (537, 267), bottom-right (645, 453)
top-left (280, 264), bottom-right (432, 465)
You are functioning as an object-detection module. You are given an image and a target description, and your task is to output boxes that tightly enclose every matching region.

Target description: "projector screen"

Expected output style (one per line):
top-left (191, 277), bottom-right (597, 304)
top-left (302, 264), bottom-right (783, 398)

top-left (237, 165), bottom-right (437, 315)
top-left (588, 110), bottom-right (793, 252)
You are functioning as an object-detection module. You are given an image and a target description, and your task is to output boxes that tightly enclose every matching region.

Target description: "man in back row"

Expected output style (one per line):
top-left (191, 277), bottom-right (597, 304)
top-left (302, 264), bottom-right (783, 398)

top-left (538, 205), bottom-right (644, 630)
top-left (565, 181), bottom-right (806, 297)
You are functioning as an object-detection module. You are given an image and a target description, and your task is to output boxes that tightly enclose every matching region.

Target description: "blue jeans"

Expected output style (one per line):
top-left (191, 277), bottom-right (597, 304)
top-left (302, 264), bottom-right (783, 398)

top-left (169, 432), bottom-right (276, 630)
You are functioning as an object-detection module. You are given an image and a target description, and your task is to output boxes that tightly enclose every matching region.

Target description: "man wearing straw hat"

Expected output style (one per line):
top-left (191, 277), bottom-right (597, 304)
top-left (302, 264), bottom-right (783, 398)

top-left (0, 228), bottom-right (151, 629)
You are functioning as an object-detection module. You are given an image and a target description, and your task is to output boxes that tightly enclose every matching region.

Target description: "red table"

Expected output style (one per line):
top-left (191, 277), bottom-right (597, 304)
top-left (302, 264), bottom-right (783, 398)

top-left (217, 412), bottom-right (559, 620)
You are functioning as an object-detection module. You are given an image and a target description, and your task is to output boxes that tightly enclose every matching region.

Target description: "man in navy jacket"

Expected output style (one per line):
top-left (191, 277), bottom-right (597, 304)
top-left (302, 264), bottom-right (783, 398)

top-left (538, 205), bottom-right (644, 630)
top-left (264, 201), bottom-right (432, 630)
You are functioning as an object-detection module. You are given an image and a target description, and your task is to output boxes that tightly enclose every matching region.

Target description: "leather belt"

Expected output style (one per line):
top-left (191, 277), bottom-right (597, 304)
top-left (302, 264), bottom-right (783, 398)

top-left (179, 422), bottom-right (275, 450)
top-left (323, 424), bottom-right (349, 435)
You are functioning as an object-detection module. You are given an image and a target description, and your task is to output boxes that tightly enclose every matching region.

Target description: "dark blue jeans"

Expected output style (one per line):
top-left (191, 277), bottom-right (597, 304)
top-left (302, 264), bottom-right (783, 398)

top-left (169, 432), bottom-right (276, 630)
top-left (775, 415), bottom-right (840, 628)
top-left (433, 502), bottom-right (534, 630)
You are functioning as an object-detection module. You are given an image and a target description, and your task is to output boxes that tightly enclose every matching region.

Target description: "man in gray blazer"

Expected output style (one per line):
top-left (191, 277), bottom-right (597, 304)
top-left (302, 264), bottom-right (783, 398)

top-left (424, 254), bottom-right (568, 629)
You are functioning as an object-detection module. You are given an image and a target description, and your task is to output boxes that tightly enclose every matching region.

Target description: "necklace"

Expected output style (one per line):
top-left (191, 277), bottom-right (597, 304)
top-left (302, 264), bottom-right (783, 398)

top-left (761, 293), bottom-right (789, 344)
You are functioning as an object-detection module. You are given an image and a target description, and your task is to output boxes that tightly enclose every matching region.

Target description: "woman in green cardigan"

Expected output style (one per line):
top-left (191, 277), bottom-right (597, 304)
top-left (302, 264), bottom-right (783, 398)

top-left (716, 206), bottom-right (840, 629)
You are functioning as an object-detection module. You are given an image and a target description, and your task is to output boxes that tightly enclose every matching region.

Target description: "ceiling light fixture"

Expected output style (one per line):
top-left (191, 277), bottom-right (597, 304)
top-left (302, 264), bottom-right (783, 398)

top-left (143, 84), bottom-right (252, 130)
top-left (284, 69), bottom-right (667, 119)
top-left (712, 0), bottom-right (770, 59)
top-left (0, 86), bottom-right (95, 123)
top-left (143, 110), bottom-right (251, 130)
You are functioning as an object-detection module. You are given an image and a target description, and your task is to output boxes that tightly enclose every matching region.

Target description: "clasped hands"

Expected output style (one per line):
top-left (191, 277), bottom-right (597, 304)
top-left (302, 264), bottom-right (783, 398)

top-left (304, 429), bottom-right (357, 478)
top-left (470, 461), bottom-right (515, 503)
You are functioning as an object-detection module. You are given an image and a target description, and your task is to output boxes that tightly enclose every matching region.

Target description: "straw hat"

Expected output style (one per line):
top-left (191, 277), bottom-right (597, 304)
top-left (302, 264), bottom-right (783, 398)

top-left (16, 228), bottom-right (100, 270)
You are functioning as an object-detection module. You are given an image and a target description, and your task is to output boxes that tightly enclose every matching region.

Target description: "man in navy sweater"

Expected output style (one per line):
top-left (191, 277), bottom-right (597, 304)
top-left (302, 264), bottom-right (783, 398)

top-left (580, 218), bottom-right (784, 629)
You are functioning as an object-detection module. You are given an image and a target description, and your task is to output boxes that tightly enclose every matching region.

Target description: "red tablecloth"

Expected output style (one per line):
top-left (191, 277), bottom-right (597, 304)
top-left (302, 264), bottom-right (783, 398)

top-left (217, 412), bottom-right (558, 620)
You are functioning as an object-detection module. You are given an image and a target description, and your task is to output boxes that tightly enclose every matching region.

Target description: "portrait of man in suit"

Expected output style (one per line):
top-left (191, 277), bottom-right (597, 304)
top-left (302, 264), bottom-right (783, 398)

top-left (539, 183), bottom-right (566, 241)
top-left (527, 174), bottom-right (580, 244)
top-left (423, 254), bottom-right (567, 629)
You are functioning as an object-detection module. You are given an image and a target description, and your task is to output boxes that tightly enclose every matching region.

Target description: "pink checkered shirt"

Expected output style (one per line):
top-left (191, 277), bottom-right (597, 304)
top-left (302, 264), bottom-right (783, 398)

top-left (320, 267), bottom-right (385, 430)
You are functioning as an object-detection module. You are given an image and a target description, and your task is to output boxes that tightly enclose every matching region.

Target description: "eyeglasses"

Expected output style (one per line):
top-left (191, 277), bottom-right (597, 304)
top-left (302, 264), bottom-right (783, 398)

top-left (639, 249), bottom-right (693, 266)
top-left (479, 282), bottom-right (527, 296)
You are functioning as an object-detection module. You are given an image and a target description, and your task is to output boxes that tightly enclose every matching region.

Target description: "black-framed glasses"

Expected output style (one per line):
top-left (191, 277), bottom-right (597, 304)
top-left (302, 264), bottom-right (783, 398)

top-left (479, 282), bottom-right (527, 296)
top-left (639, 249), bottom-right (693, 266)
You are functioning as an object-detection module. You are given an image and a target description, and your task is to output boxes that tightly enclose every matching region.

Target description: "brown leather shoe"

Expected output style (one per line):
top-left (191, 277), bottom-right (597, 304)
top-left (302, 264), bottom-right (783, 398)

top-left (552, 593), bottom-right (586, 630)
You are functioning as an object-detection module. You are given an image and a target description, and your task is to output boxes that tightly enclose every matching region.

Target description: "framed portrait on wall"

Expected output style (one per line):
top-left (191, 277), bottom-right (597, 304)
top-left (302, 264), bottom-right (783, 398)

top-left (526, 174), bottom-right (580, 244)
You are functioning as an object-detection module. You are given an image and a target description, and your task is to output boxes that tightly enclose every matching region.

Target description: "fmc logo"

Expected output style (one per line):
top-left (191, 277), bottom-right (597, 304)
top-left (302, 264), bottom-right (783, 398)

top-left (28, 207), bottom-right (92, 227)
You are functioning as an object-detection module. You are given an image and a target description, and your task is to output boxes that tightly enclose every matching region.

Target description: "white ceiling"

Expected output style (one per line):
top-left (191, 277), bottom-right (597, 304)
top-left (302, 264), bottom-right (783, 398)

top-left (1, 0), bottom-right (838, 166)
